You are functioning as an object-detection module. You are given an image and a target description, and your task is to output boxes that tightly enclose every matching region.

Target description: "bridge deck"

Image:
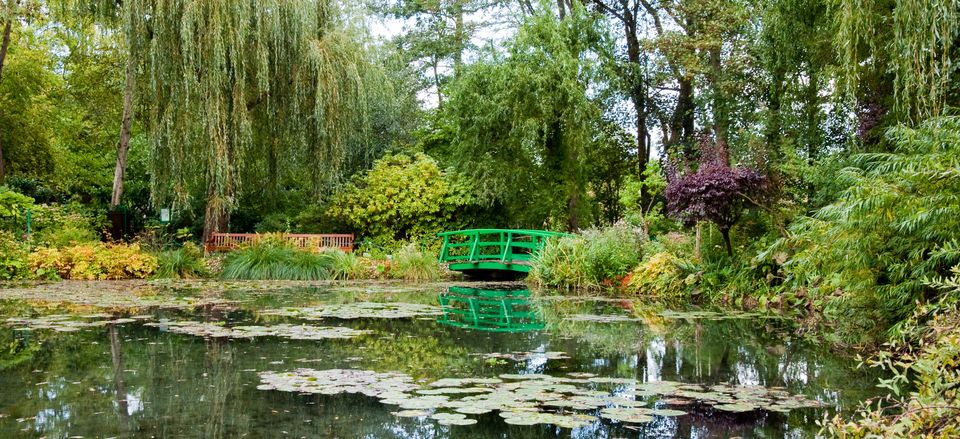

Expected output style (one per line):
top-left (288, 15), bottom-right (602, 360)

top-left (437, 229), bottom-right (570, 274)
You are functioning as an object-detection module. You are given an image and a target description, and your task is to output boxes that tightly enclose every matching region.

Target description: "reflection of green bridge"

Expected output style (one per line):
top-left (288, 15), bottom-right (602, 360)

top-left (437, 229), bottom-right (571, 275)
top-left (438, 287), bottom-right (544, 332)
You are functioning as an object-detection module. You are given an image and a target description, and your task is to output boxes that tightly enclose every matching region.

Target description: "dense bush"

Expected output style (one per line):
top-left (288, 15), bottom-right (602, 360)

top-left (390, 243), bottom-right (443, 282)
top-left (220, 239), bottom-right (332, 281)
top-left (28, 243), bottom-right (158, 280)
top-left (154, 243), bottom-right (209, 279)
top-left (0, 231), bottom-right (30, 280)
top-left (767, 117), bottom-right (960, 342)
top-left (327, 153), bottom-right (478, 247)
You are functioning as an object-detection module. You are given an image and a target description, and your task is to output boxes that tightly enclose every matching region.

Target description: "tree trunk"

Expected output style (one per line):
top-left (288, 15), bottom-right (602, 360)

top-left (694, 222), bottom-right (702, 261)
top-left (0, 13), bottom-right (13, 182)
top-left (110, 55), bottom-right (136, 210)
top-left (622, 8), bottom-right (649, 176)
top-left (709, 47), bottom-right (729, 146)
top-left (672, 75), bottom-right (696, 156)
top-left (720, 226), bottom-right (733, 256)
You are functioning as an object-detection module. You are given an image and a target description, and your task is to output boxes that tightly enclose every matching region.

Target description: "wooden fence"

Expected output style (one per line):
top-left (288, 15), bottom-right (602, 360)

top-left (204, 233), bottom-right (354, 253)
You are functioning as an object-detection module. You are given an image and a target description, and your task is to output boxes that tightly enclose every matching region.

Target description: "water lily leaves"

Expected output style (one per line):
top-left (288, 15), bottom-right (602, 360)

top-left (392, 409), bottom-right (429, 418)
top-left (5, 314), bottom-right (143, 332)
top-left (398, 395), bottom-right (449, 410)
top-left (649, 408), bottom-right (687, 417)
top-left (258, 369), bottom-right (419, 397)
top-left (480, 351), bottom-right (570, 362)
top-left (416, 387), bottom-right (491, 395)
top-left (500, 411), bottom-right (593, 429)
top-left (261, 302), bottom-right (442, 320)
top-left (257, 368), bottom-right (821, 430)
top-left (600, 408), bottom-right (655, 424)
top-left (714, 403), bottom-right (757, 413)
top-left (145, 321), bottom-right (370, 340)
top-left (454, 406), bottom-right (494, 415)
top-left (428, 377), bottom-right (502, 387)
top-left (430, 412), bottom-right (477, 425)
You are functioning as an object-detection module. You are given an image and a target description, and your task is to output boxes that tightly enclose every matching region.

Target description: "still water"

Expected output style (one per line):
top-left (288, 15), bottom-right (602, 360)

top-left (0, 281), bottom-right (882, 438)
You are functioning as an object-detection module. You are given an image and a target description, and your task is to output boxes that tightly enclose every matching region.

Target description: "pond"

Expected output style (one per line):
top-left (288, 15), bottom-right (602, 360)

top-left (0, 281), bottom-right (884, 438)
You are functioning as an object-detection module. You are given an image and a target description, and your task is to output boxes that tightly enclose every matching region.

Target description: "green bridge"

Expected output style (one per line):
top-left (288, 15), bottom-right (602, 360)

top-left (437, 229), bottom-right (571, 275)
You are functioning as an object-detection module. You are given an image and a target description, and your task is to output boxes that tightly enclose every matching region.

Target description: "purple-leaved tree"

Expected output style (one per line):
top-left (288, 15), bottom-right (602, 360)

top-left (665, 136), bottom-right (767, 256)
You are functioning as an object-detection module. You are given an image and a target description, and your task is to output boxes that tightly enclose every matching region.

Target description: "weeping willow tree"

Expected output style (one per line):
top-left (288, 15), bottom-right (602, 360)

top-left (122, 0), bottom-right (372, 241)
top-left (834, 0), bottom-right (960, 124)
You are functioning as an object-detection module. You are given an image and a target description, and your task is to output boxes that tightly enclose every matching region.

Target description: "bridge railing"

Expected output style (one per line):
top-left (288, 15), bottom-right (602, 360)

top-left (204, 233), bottom-right (354, 253)
top-left (437, 229), bottom-right (571, 264)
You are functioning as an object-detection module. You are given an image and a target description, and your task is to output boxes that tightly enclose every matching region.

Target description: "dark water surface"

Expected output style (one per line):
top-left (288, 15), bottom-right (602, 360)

top-left (0, 282), bottom-right (883, 438)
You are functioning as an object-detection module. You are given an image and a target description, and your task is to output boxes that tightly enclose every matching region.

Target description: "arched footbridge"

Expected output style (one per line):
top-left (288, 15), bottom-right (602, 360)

top-left (437, 229), bottom-right (572, 274)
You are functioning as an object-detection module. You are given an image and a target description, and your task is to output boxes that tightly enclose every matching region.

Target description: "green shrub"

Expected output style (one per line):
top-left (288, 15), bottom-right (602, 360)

top-left (530, 225), bottom-right (642, 290)
top-left (0, 231), bottom-right (30, 280)
top-left (220, 240), bottom-right (331, 280)
top-left (41, 223), bottom-right (99, 248)
top-left (324, 250), bottom-right (366, 280)
top-left (327, 153), bottom-right (479, 244)
top-left (529, 236), bottom-right (590, 289)
top-left (391, 243), bottom-right (442, 282)
top-left (581, 224), bottom-right (643, 284)
top-left (28, 243), bottom-right (158, 280)
top-left (767, 116), bottom-right (960, 341)
top-left (154, 243), bottom-right (209, 279)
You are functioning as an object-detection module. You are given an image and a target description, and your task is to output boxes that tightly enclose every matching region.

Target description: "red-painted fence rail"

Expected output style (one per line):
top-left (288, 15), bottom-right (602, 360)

top-left (204, 233), bottom-right (354, 253)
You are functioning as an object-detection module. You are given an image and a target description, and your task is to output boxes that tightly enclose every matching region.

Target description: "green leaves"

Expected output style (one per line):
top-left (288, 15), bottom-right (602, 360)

top-left (327, 152), bottom-right (476, 245)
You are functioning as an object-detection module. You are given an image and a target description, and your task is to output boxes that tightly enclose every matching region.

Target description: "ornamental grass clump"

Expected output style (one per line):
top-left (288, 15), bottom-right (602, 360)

top-left (323, 249), bottom-right (367, 280)
top-left (221, 239), bottom-right (331, 280)
top-left (529, 236), bottom-right (590, 290)
top-left (581, 224), bottom-right (643, 285)
top-left (153, 243), bottom-right (209, 279)
top-left (391, 243), bottom-right (442, 282)
top-left (530, 225), bottom-right (642, 290)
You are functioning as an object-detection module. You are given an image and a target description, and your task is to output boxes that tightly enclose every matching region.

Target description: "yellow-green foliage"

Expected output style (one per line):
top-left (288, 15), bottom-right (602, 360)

top-left (327, 153), bottom-right (476, 246)
top-left (29, 243), bottom-right (158, 280)
top-left (627, 251), bottom-right (685, 296)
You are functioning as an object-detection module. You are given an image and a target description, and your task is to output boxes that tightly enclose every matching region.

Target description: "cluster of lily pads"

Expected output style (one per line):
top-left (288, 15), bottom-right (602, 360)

top-left (144, 321), bottom-right (370, 340)
top-left (0, 281), bottom-right (236, 310)
top-left (257, 368), bottom-right (822, 429)
top-left (477, 351), bottom-right (570, 362)
top-left (260, 302), bottom-right (443, 320)
top-left (4, 314), bottom-right (150, 332)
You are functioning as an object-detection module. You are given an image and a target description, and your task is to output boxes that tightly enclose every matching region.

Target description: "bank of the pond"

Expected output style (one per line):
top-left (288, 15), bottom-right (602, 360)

top-left (0, 281), bottom-right (887, 438)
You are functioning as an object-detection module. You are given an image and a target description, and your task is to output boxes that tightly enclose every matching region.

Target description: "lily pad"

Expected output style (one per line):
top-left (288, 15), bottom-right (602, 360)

top-left (430, 412), bottom-right (477, 426)
top-left (5, 314), bottom-right (144, 332)
top-left (600, 407), bottom-right (655, 424)
top-left (261, 302), bottom-right (442, 320)
top-left (145, 321), bottom-right (370, 340)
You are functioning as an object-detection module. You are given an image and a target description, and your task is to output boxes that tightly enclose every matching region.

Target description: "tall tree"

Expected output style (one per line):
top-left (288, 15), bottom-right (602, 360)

top-left (442, 3), bottom-right (612, 229)
top-left (127, 0), bottom-right (374, 242)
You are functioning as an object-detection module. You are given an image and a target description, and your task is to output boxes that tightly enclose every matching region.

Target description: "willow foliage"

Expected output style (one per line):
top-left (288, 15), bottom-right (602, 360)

top-left (117, 0), bottom-right (374, 238)
top-left (833, 0), bottom-right (960, 122)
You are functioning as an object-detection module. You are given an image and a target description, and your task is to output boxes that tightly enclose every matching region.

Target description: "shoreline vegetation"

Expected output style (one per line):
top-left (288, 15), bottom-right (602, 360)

top-left (2, 0), bottom-right (958, 435)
